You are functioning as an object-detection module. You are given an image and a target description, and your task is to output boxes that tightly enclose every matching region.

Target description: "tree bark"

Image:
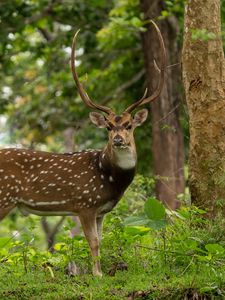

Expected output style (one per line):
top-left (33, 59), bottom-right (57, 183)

top-left (140, 0), bottom-right (185, 209)
top-left (182, 0), bottom-right (225, 216)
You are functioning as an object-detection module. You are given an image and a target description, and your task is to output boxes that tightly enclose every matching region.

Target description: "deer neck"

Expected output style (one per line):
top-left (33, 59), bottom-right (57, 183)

top-left (100, 144), bottom-right (137, 178)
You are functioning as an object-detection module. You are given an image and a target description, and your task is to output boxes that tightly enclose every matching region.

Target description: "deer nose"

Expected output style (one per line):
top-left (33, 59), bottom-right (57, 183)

top-left (113, 135), bottom-right (124, 146)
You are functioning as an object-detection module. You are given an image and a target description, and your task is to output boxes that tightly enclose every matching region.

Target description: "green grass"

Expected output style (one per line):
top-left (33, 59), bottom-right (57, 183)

top-left (0, 180), bottom-right (225, 299)
top-left (0, 260), bottom-right (224, 300)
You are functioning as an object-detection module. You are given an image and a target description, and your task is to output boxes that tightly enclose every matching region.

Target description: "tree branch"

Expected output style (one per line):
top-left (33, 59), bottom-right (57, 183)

top-left (38, 27), bottom-right (54, 42)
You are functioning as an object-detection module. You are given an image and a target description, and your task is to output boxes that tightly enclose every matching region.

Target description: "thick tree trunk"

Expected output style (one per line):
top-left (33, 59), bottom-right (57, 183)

top-left (182, 0), bottom-right (225, 216)
top-left (140, 0), bottom-right (185, 209)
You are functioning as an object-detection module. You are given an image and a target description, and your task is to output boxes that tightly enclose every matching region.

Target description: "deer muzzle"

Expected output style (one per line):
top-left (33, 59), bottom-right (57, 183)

top-left (113, 134), bottom-right (125, 147)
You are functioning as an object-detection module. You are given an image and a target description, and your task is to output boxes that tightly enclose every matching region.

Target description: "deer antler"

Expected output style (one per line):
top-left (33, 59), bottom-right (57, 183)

top-left (71, 30), bottom-right (113, 115)
top-left (125, 20), bottom-right (166, 113)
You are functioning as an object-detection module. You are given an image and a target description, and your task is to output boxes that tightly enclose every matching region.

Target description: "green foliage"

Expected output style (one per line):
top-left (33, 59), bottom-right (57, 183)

top-left (0, 174), bottom-right (224, 299)
top-left (0, 0), bottom-right (114, 143)
top-left (221, 0), bottom-right (225, 47)
top-left (124, 197), bottom-right (167, 230)
top-left (191, 29), bottom-right (217, 42)
top-left (161, 0), bottom-right (185, 19)
top-left (0, 203), bottom-right (224, 299)
top-left (144, 198), bottom-right (166, 228)
top-left (97, 0), bottom-right (144, 50)
top-left (0, 1), bottom-right (225, 298)
top-left (0, 0), bottom-right (155, 173)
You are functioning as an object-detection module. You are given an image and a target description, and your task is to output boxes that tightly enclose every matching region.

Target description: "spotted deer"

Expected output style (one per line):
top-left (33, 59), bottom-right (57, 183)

top-left (0, 21), bottom-right (166, 276)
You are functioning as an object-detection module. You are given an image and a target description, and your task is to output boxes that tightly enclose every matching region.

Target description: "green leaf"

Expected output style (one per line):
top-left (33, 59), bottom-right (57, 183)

top-left (147, 220), bottom-right (167, 230)
top-left (125, 226), bottom-right (150, 236)
top-left (183, 239), bottom-right (198, 250)
top-left (130, 17), bottom-right (143, 28)
top-left (54, 243), bottom-right (66, 251)
top-left (205, 244), bottom-right (225, 254)
top-left (124, 215), bottom-right (149, 226)
top-left (161, 10), bottom-right (169, 18)
top-left (144, 198), bottom-right (166, 221)
top-left (144, 198), bottom-right (167, 230)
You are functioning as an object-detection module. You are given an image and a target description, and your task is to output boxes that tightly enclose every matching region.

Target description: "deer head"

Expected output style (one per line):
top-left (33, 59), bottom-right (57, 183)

top-left (71, 20), bottom-right (166, 170)
top-left (89, 110), bottom-right (148, 170)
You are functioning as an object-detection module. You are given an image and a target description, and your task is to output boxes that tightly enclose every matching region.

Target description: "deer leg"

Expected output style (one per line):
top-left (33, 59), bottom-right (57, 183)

top-left (79, 213), bottom-right (102, 277)
top-left (96, 215), bottom-right (104, 242)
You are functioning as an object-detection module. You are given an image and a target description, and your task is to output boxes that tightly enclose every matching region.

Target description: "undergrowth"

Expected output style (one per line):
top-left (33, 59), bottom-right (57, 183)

top-left (0, 175), bottom-right (224, 300)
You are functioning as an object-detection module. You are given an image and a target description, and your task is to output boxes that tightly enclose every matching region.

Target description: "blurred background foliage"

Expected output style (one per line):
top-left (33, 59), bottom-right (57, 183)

top-left (0, 0), bottom-right (224, 174)
top-left (0, 2), bottom-right (225, 297)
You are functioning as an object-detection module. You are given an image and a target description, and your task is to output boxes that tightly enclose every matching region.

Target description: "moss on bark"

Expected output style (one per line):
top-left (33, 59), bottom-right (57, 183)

top-left (182, 0), bottom-right (225, 216)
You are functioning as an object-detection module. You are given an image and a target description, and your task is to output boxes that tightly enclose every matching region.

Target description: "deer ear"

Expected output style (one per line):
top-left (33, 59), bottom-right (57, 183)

top-left (89, 112), bottom-right (107, 128)
top-left (133, 109), bottom-right (148, 127)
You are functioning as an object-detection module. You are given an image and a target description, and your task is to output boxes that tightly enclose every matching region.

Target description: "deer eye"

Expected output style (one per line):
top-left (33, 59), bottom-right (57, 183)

top-left (106, 123), bottom-right (113, 131)
top-left (106, 122), bottom-right (115, 131)
top-left (126, 124), bottom-right (132, 130)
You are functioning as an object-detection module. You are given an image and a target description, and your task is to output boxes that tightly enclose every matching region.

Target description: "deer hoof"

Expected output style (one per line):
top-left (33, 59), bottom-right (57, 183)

top-left (93, 270), bottom-right (103, 277)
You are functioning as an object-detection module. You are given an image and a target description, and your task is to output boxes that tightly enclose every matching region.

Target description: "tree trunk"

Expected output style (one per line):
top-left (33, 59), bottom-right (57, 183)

top-left (140, 0), bottom-right (185, 209)
top-left (182, 0), bottom-right (225, 216)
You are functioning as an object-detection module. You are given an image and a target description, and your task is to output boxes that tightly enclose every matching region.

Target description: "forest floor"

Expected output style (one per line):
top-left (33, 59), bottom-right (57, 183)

top-left (0, 263), bottom-right (224, 300)
top-left (0, 180), bottom-right (224, 300)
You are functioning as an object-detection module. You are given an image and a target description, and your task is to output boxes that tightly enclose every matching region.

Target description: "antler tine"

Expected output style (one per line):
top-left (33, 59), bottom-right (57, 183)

top-left (137, 87), bottom-right (148, 102)
top-left (125, 20), bottom-right (166, 113)
top-left (71, 30), bottom-right (112, 115)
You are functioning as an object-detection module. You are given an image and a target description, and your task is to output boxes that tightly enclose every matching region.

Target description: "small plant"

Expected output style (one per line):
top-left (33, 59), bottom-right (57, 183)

top-left (124, 197), bottom-right (167, 230)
